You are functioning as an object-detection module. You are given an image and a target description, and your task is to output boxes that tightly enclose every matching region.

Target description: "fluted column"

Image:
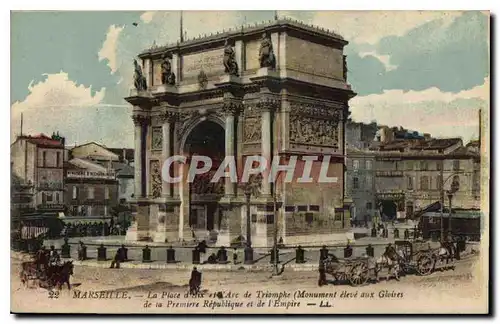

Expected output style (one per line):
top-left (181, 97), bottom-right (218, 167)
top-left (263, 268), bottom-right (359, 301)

top-left (257, 98), bottom-right (279, 197)
top-left (222, 102), bottom-right (240, 197)
top-left (132, 114), bottom-right (148, 198)
top-left (160, 111), bottom-right (176, 198)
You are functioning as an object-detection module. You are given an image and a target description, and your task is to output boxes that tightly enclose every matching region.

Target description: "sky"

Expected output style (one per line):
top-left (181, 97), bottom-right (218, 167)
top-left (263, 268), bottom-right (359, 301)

top-left (10, 11), bottom-right (489, 148)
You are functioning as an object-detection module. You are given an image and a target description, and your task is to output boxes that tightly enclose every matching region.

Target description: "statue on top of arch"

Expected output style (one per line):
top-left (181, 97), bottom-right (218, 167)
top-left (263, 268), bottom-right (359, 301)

top-left (133, 59), bottom-right (147, 91)
top-left (161, 53), bottom-right (176, 86)
top-left (223, 39), bottom-right (239, 77)
top-left (259, 32), bottom-right (276, 69)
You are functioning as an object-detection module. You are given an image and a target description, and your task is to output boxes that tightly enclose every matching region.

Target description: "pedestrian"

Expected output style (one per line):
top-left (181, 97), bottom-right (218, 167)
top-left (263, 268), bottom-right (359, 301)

top-left (49, 245), bottom-right (61, 266)
top-left (198, 240), bottom-right (207, 264)
top-left (233, 248), bottom-right (238, 265)
top-left (110, 246), bottom-right (124, 269)
top-left (318, 255), bottom-right (327, 287)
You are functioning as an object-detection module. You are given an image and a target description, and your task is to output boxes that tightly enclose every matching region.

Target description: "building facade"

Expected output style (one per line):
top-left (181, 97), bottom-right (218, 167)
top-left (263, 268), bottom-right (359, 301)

top-left (11, 133), bottom-right (66, 213)
top-left (345, 148), bottom-right (376, 223)
top-left (64, 158), bottom-right (119, 218)
top-left (372, 127), bottom-right (481, 221)
top-left (125, 18), bottom-right (356, 246)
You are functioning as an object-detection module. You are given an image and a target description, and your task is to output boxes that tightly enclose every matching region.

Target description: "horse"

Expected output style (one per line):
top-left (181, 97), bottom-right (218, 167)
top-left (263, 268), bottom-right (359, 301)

top-left (47, 261), bottom-right (74, 290)
top-left (374, 245), bottom-right (403, 281)
top-left (437, 241), bottom-right (456, 269)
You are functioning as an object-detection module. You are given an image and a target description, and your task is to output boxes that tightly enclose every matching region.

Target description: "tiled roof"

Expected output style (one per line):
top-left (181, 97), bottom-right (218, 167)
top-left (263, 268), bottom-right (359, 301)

top-left (19, 134), bottom-right (64, 147)
top-left (377, 138), bottom-right (462, 151)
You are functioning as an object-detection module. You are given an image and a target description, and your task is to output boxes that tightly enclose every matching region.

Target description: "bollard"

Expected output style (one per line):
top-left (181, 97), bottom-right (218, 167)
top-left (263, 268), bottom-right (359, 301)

top-left (454, 242), bottom-right (461, 260)
top-left (320, 245), bottom-right (329, 260)
top-left (192, 247), bottom-right (200, 264)
top-left (142, 245), bottom-right (152, 263)
top-left (344, 245), bottom-right (353, 258)
top-left (61, 238), bottom-right (71, 258)
top-left (120, 245), bottom-right (128, 261)
top-left (166, 246), bottom-right (176, 263)
top-left (78, 244), bottom-right (87, 261)
top-left (295, 246), bottom-right (305, 264)
top-left (270, 247), bottom-right (280, 264)
top-left (366, 244), bottom-right (374, 257)
top-left (393, 228), bottom-right (400, 239)
top-left (404, 229), bottom-right (410, 239)
top-left (383, 228), bottom-right (389, 238)
top-left (217, 246), bottom-right (228, 263)
top-left (244, 245), bottom-right (254, 264)
top-left (97, 244), bottom-right (107, 261)
top-left (371, 227), bottom-right (377, 238)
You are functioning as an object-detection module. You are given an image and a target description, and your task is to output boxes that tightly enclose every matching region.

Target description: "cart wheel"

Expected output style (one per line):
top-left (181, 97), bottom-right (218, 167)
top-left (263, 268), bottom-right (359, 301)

top-left (417, 254), bottom-right (434, 276)
top-left (349, 262), bottom-right (369, 287)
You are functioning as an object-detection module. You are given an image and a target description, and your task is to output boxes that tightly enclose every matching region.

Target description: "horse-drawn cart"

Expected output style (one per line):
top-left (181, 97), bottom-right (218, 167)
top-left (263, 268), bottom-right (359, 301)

top-left (394, 240), bottom-right (456, 276)
top-left (323, 255), bottom-right (372, 287)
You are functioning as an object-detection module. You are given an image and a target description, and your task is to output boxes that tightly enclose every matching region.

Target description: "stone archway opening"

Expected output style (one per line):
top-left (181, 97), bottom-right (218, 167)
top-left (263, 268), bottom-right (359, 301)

top-left (379, 200), bottom-right (398, 221)
top-left (183, 120), bottom-right (225, 235)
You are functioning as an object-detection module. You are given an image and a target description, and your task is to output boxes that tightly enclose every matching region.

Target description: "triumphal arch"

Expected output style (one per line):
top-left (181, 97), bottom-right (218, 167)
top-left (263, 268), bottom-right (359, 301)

top-left (125, 18), bottom-right (356, 247)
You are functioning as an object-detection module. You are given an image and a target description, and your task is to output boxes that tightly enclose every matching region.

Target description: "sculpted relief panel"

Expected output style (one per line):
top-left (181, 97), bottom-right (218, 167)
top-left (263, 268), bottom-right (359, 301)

top-left (182, 48), bottom-right (225, 79)
top-left (150, 160), bottom-right (162, 199)
top-left (289, 103), bottom-right (341, 148)
top-left (286, 36), bottom-right (343, 80)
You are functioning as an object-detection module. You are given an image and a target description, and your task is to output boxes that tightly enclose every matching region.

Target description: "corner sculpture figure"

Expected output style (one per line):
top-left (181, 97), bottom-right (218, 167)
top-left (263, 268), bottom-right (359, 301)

top-left (223, 39), bottom-right (239, 77)
top-left (161, 53), bottom-right (176, 85)
top-left (259, 33), bottom-right (276, 69)
top-left (133, 59), bottom-right (147, 91)
top-left (343, 55), bottom-right (348, 81)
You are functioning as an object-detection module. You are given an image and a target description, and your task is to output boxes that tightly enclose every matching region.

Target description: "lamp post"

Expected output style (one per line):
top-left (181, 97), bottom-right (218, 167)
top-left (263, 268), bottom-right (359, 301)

top-left (447, 177), bottom-right (460, 241)
top-left (440, 170), bottom-right (461, 241)
top-left (244, 185), bottom-right (253, 264)
top-left (272, 184), bottom-right (279, 276)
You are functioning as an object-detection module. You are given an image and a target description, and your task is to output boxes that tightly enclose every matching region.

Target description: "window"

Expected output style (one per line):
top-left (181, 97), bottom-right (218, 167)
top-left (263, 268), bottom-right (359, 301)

top-left (366, 175), bottom-right (373, 188)
top-left (436, 161), bottom-right (442, 171)
top-left (453, 160), bottom-right (460, 171)
top-left (420, 161), bottom-right (428, 171)
top-left (366, 160), bottom-right (373, 170)
top-left (334, 212), bottom-right (343, 221)
top-left (54, 193), bottom-right (59, 203)
top-left (42, 151), bottom-right (47, 167)
top-left (353, 160), bottom-right (359, 170)
top-left (105, 187), bottom-right (110, 200)
top-left (285, 206), bottom-right (295, 212)
top-left (366, 202), bottom-right (372, 210)
top-left (46, 192), bottom-right (53, 202)
top-left (305, 213), bottom-right (314, 224)
top-left (266, 214), bottom-right (274, 224)
top-left (297, 205), bottom-right (308, 212)
top-left (56, 152), bottom-right (61, 167)
top-left (353, 177), bottom-right (359, 189)
top-left (72, 186), bottom-right (77, 199)
top-left (406, 202), bottom-right (414, 218)
top-left (251, 214), bottom-right (257, 223)
top-left (436, 176), bottom-right (442, 190)
top-left (406, 161), bottom-right (413, 171)
top-left (420, 176), bottom-right (429, 190)
top-left (87, 186), bottom-right (95, 199)
top-left (407, 176), bottom-right (413, 190)
top-left (309, 205), bottom-right (320, 212)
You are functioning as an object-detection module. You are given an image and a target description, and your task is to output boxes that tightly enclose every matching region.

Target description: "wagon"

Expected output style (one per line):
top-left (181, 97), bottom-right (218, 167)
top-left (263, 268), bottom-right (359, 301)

top-left (394, 240), bottom-right (455, 276)
top-left (323, 255), bottom-right (372, 287)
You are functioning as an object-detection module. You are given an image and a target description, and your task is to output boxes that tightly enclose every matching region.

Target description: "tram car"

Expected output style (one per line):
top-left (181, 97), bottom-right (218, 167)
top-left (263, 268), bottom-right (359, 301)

top-left (417, 204), bottom-right (481, 242)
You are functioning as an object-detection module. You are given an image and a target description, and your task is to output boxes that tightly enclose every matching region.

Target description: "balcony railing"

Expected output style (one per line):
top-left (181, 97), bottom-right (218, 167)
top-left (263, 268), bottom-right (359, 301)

top-left (67, 170), bottom-right (116, 180)
top-left (375, 171), bottom-right (404, 177)
top-left (37, 204), bottom-right (65, 210)
top-left (38, 182), bottom-right (64, 190)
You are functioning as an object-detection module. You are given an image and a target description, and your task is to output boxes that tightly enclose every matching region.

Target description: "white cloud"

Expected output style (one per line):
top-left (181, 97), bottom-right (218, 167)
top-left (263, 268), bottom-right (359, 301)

top-left (11, 72), bottom-right (106, 143)
top-left (140, 11), bottom-right (155, 24)
top-left (359, 51), bottom-right (398, 71)
top-left (98, 25), bottom-right (125, 74)
top-left (312, 11), bottom-right (464, 45)
top-left (350, 77), bottom-right (489, 142)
